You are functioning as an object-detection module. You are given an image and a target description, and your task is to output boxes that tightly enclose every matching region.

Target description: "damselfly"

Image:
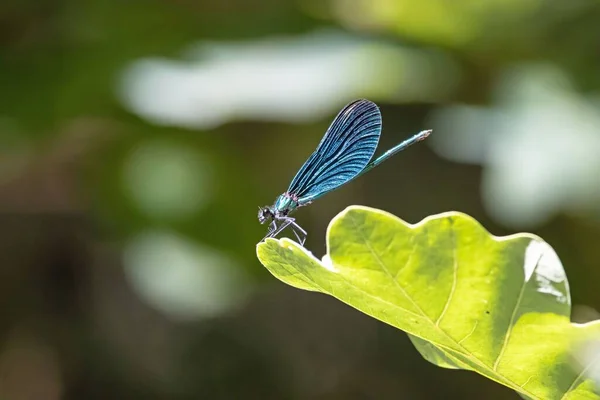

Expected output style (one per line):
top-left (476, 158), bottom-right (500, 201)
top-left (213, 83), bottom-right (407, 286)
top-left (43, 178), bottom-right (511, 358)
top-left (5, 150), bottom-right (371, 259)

top-left (258, 99), bottom-right (431, 245)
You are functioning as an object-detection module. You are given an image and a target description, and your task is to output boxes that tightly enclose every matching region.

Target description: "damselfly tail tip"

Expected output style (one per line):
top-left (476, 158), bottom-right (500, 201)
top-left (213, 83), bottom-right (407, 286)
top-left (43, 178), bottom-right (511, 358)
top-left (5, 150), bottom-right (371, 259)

top-left (418, 129), bottom-right (432, 141)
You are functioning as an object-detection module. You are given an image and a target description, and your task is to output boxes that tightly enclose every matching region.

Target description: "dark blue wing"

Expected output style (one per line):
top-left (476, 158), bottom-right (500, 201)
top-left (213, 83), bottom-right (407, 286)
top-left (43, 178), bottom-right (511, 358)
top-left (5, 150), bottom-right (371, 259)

top-left (286, 99), bottom-right (381, 203)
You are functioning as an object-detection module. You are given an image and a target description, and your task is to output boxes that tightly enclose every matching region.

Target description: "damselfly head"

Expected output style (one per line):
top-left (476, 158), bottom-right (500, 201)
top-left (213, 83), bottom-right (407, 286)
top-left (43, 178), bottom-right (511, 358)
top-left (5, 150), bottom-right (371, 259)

top-left (258, 206), bottom-right (274, 224)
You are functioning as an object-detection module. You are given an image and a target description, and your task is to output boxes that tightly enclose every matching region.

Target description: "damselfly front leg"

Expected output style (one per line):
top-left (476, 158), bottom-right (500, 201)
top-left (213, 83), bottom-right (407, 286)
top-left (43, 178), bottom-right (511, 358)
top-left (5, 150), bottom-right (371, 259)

top-left (266, 218), bottom-right (293, 240)
top-left (268, 220), bottom-right (277, 235)
top-left (260, 220), bottom-right (279, 242)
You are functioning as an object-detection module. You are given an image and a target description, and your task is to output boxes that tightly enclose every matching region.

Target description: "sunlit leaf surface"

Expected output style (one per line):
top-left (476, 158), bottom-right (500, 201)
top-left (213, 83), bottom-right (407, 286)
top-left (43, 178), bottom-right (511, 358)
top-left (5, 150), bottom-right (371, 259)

top-left (257, 206), bottom-right (600, 399)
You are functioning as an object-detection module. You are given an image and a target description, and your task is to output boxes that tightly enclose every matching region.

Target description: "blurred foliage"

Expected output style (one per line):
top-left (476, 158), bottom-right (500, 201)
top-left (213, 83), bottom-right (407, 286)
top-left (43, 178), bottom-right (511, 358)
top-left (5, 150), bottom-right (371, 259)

top-left (1, 0), bottom-right (600, 398)
top-left (258, 206), bottom-right (600, 399)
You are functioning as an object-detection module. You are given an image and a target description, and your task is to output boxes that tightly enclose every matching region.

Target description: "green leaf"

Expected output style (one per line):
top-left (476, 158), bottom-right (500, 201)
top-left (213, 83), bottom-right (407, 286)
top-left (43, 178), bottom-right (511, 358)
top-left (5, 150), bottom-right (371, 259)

top-left (256, 206), bottom-right (600, 400)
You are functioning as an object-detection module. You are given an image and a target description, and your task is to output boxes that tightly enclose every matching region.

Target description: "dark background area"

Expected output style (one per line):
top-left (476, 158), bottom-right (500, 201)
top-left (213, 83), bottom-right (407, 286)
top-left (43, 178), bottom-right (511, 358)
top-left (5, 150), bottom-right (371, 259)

top-left (1, 0), bottom-right (600, 398)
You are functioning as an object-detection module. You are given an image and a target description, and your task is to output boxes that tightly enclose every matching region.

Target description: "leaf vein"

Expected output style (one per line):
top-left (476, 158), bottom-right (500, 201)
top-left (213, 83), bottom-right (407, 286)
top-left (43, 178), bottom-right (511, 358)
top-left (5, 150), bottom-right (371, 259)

top-left (458, 321), bottom-right (479, 345)
top-left (436, 222), bottom-right (458, 326)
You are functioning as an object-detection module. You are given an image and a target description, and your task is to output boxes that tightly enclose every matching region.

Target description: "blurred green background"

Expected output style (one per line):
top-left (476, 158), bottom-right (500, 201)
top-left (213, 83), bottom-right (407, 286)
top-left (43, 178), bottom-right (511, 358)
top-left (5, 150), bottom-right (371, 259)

top-left (1, 0), bottom-right (600, 398)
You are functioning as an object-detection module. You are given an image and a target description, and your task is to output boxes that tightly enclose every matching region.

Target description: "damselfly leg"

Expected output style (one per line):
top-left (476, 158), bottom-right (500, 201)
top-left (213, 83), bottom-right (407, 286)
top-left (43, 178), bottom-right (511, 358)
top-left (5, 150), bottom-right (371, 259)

top-left (268, 220), bottom-right (277, 235)
top-left (261, 217), bottom-right (306, 245)
top-left (262, 219), bottom-right (291, 241)
top-left (275, 217), bottom-right (306, 245)
top-left (261, 220), bottom-right (279, 242)
top-left (289, 220), bottom-right (306, 245)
